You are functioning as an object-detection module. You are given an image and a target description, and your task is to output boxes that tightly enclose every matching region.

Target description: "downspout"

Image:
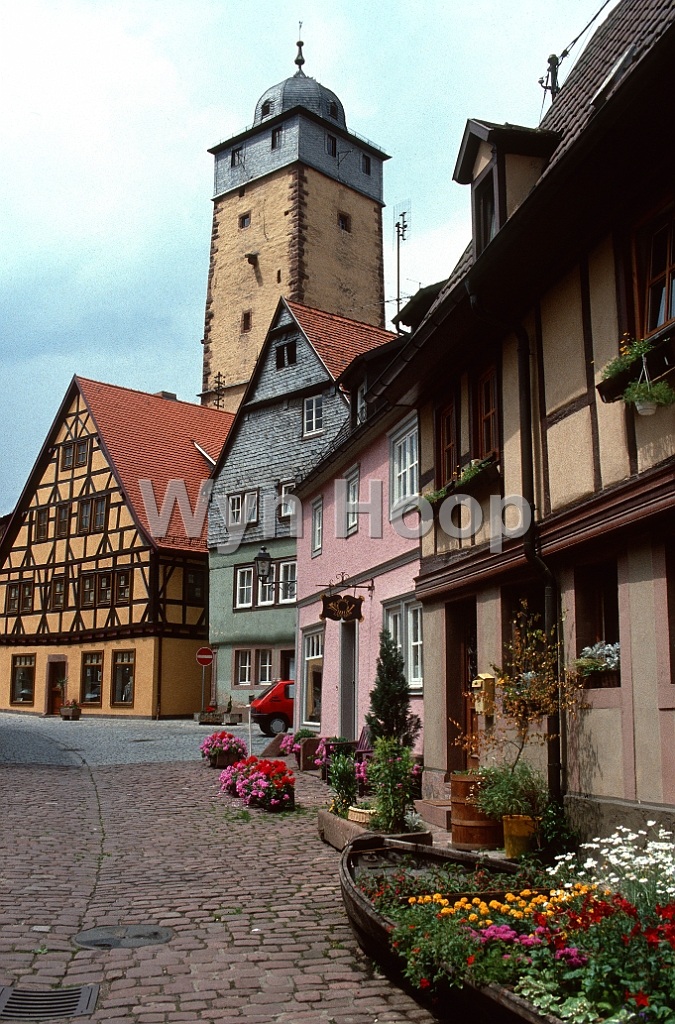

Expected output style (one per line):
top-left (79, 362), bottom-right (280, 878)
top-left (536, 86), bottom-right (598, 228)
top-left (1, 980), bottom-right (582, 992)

top-left (467, 289), bottom-right (561, 801)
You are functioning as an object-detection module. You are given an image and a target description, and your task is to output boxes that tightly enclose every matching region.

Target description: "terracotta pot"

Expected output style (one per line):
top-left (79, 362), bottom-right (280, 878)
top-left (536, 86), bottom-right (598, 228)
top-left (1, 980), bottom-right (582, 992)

top-left (503, 815), bottom-right (537, 859)
top-left (450, 773), bottom-right (503, 851)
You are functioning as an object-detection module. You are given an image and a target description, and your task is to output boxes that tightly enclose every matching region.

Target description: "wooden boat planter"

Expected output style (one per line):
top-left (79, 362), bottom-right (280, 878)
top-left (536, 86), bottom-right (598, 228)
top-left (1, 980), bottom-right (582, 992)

top-left (339, 834), bottom-right (561, 1024)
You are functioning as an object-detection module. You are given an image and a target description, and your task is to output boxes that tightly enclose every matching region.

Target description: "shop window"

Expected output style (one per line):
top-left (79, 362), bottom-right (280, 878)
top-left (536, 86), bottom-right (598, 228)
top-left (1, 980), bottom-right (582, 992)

top-left (112, 650), bottom-right (135, 704)
top-left (56, 503), bottom-right (70, 538)
top-left (81, 652), bottom-right (103, 704)
top-left (302, 630), bottom-right (323, 724)
top-left (477, 367), bottom-right (499, 459)
top-left (11, 654), bottom-right (35, 704)
top-left (116, 570), bottom-right (131, 604)
top-left (384, 598), bottom-right (424, 690)
top-left (574, 561), bottom-right (620, 688)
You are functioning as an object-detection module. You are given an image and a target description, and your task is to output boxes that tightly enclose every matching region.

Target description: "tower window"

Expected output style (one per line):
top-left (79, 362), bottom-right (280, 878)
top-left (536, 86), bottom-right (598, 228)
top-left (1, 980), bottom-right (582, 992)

top-left (277, 269), bottom-right (281, 283)
top-left (261, 100), bottom-right (273, 118)
top-left (276, 341), bottom-right (296, 369)
top-left (271, 128), bottom-right (282, 150)
top-left (327, 135), bottom-right (337, 158)
top-left (238, 187), bottom-right (246, 198)
top-left (328, 101), bottom-right (338, 119)
top-left (361, 154), bottom-right (371, 175)
top-left (231, 147), bottom-right (243, 168)
top-left (241, 311), bottom-right (252, 333)
top-left (239, 212), bottom-right (251, 229)
top-left (338, 212), bottom-right (352, 233)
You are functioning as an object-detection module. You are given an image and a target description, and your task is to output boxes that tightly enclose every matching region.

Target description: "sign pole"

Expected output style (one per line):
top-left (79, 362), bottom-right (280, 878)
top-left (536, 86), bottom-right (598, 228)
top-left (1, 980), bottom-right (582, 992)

top-left (248, 702), bottom-right (253, 754)
top-left (195, 648), bottom-right (214, 714)
top-left (201, 665), bottom-right (206, 713)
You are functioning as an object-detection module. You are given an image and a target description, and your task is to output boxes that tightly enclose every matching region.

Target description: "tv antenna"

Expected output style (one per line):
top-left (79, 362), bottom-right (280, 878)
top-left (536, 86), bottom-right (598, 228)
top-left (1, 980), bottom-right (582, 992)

top-left (394, 200), bottom-right (411, 325)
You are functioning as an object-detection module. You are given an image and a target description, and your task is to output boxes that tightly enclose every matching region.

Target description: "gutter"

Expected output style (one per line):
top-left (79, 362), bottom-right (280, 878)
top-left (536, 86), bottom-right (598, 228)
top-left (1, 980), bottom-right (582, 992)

top-left (467, 288), bottom-right (562, 802)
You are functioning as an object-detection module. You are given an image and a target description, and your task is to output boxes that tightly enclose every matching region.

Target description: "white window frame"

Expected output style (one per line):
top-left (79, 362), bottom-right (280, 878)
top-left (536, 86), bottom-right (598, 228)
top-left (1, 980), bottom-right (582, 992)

top-left (383, 596), bottom-right (423, 691)
top-left (345, 466), bottom-right (359, 537)
top-left (311, 497), bottom-right (323, 557)
top-left (279, 482), bottom-right (295, 519)
top-left (228, 493), bottom-right (242, 527)
top-left (356, 382), bottom-right (367, 424)
top-left (244, 490), bottom-right (258, 524)
top-left (303, 395), bottom-right (324, 437)
top-left (258, 564), bottom-right (275, 606)
top-left (278, 560), bottom-right (297, 604)
top-left (302, 628), bottom-right (324, 726)
top-left (389, 413), bottom-right (419, 517)
top-left (235, 649), bottom-right (252, 686)
top-left (257, 649), bottom-right (273, 685)
top-left (235, 567), bottom-right (253, 608)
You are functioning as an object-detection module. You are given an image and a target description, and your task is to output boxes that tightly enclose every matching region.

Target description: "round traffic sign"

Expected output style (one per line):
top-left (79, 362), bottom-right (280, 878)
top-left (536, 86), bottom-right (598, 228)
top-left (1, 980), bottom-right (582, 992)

top-left (196, 647), bottom-right (214, 666)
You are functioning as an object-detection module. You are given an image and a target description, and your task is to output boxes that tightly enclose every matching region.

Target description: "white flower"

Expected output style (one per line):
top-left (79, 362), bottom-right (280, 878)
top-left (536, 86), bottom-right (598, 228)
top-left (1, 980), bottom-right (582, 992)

top-left (647, 820), bottom-right (656, 827)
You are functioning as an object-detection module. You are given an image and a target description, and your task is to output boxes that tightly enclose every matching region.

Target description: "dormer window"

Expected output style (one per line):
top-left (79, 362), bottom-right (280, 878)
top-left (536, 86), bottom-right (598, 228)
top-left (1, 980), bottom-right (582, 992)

top-left (276, 341), bottom-right (296, 369)
top-left (328, 101), bottom-right (338, 119)
top-left (231, 147), bottom-right (243, 168)
top-left (356, 383), bottom-right (367, 424)
top-left (474, 170), bottom-right (497, 256)
top-left (261, 100), bottom-right (273, 119)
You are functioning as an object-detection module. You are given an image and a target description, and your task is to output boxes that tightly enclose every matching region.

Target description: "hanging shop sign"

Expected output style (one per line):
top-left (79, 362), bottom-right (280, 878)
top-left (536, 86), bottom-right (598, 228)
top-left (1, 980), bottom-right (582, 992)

top-left (320, 593), bottom-right (364, 623)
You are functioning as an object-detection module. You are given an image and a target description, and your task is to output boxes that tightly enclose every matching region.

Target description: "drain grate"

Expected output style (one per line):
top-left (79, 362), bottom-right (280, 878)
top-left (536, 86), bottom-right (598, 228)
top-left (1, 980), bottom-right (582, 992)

top-left (0, 985), bottom-right (98, 1020)
top-left (74, 925), bottom-right (173, 949)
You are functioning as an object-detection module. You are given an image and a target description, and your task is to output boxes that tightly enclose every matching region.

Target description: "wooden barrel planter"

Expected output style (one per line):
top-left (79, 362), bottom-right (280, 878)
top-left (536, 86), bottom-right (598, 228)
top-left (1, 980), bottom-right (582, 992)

top-left (209, 750), bottom-right (243, 769)
top-left (450, 773), bottom-right (503, 851)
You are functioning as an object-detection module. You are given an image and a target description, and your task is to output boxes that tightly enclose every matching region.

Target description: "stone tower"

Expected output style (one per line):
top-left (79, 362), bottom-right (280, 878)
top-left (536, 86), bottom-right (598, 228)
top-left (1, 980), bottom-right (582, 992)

top-left (200, 41), bottom-right (390, 411)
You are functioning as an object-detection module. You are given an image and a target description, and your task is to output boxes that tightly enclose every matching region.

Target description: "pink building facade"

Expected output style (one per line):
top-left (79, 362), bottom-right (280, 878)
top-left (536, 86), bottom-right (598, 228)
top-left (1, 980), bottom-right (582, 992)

top-left (294, 408), bottom-right (423, 747)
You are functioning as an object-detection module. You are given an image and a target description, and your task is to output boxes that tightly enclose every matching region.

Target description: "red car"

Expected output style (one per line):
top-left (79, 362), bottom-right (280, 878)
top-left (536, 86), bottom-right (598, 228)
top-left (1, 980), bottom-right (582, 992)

top-left (250, 680), bottom-right (295, 736)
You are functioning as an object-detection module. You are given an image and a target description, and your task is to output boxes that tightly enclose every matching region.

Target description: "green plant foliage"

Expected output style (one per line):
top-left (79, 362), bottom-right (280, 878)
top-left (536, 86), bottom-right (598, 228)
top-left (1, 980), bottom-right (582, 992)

top-left (622, 379), bottom-right (675, 407)
top-left (368, 738), bottom-right (420, 833)
top-left (365, 630), bottom-right (421, 746)
top-left (293, 728), bottom-right (315, 743)
top-left (472, 761), bottom-right (548, 821)
top-left (538, 799), bottom-right (579, 856)
top-left (601, 335), bottom-right (653, 380)
top-left (328, 751), bottom-right (357, 817)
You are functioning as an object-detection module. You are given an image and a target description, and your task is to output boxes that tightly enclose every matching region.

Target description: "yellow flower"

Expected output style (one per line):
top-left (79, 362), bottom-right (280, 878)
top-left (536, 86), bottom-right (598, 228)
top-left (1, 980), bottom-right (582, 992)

top-left (441, 899), bottom-right (449, 907)
top-left (489, 900), bottom-right (501, 910)
top-left (440, 907), bottom-right (454, 916)
top-left (480, 906), bottom-right (490, 916)
top-left (434, 893), bottom-right (443, 901)
top-left (408, 897), bottom-right (417, 905)
top-left (468, 913), bottom-right (478, 922)
top-left (484, 919), bottom-right (493, 926)
top-left (472, 897), bottom-right (482, 905)
top-left (505, 893), bottom-right (517, 903)
top-left (520, 890), bottom-right (532, 898)
top-left (423, 895), bottom-right (432, 904)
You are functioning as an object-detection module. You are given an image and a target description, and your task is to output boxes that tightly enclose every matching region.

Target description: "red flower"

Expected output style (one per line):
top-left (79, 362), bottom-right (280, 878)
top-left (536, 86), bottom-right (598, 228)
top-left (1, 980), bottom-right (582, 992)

top-left (657, 903), bottom-right (675, 921)
top-left (466, 955), bottom-right (475, 965)
top-left (419, 978), bottom-right (430, 989)
top-left (626, 990), bottom-right (649, 1008)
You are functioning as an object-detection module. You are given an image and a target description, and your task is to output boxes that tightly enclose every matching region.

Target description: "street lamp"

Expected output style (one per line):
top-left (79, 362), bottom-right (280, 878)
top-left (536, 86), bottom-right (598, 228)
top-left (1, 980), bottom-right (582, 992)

top-left (254, 545), bottom-right (273, 582)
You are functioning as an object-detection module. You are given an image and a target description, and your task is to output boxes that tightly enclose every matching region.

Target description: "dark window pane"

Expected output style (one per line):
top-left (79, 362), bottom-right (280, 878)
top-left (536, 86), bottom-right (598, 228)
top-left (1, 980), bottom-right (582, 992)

top-left (81, 576), bottom-right (95, 607)
top-left (94, 497), bottom-right (106, 531)
top-left (648, 279), bottom-right (667, 331)
top-left (113, 652), bottom-right (134, 703)
top-left (98, 574), bottom-right (111, 605)
top-left (76, 440), bottom-right (88, 466)
top-left (78, 501), bottom-right (91, 533)
top-left (82, 654), bottom-right (102, 703)
top-left (651, 225), bottom-right (669, 278)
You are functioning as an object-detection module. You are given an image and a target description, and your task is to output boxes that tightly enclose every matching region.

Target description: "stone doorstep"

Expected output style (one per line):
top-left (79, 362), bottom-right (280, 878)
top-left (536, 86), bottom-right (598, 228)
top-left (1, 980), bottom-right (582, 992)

top-left (414, 798), bottom-right (453, 830)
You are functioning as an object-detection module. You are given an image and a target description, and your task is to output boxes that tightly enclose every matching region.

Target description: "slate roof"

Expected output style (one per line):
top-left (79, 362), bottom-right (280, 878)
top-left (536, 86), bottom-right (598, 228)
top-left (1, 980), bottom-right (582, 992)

top-left (78, 378), bottom-right (233, 552)
top-left (286, 301), bottom-right (398, 380)
top-left (416, 0), bottom-right (675, 333)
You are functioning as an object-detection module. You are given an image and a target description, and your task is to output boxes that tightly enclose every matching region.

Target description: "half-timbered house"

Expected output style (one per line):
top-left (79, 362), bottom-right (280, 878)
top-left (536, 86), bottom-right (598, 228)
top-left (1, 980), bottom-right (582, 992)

top-left (0, 378), bottom-right (233, 717)
top-left (368, 0), bottom-right (675, 836)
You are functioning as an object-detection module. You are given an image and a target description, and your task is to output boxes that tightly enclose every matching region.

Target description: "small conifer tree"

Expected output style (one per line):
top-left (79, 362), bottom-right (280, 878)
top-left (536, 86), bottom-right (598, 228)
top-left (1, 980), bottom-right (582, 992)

top-left (365, 630), bottom-right (421, 747)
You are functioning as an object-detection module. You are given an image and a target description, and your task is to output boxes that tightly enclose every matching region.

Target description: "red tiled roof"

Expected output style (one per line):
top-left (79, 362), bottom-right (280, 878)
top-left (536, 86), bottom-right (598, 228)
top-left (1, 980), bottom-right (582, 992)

top-left (286, 301), bottom-right (397, 379)
top-left (77, 378), bottom-right (233, 553)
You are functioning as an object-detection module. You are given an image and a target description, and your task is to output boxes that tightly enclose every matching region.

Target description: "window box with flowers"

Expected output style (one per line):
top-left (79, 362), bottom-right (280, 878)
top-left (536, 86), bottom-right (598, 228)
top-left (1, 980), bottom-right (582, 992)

top-left (596, 330), bottom-right (675, 405)
top-left (425, 453), bottom-right (500, 511)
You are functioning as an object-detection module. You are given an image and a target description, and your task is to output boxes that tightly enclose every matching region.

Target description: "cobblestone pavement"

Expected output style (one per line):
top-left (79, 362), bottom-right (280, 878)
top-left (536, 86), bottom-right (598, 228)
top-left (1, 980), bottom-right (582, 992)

top-left (0, 744), bottom-right (438, 1023)
top-left (0, 713), bottom-right (270, 766)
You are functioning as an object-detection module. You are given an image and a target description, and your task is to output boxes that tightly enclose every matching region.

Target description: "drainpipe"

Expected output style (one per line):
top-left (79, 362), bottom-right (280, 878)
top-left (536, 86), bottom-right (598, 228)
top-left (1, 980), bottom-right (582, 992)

top-left (467, 289), bottom-right (561, 801)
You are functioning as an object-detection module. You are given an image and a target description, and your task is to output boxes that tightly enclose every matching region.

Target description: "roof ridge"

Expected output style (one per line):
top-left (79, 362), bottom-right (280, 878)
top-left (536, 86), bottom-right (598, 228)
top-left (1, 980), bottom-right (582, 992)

top-left (286, 300), bottom-right (397, 338)
top-left (76, 376), bottom-right (234, 418)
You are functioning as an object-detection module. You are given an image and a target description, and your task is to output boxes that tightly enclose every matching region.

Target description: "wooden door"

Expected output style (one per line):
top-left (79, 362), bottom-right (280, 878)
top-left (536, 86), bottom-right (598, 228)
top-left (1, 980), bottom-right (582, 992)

top-left (446, 599), bottom-right (478, 771)
top-left (48, 662), bottom-right (66, 715)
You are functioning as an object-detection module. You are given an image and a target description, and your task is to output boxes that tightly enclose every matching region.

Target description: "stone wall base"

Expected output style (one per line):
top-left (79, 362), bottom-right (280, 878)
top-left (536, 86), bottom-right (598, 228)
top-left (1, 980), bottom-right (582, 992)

top-left (565, 793), bottom-right (675, 840)
top-left (421, 768), bottom-right (451, 801)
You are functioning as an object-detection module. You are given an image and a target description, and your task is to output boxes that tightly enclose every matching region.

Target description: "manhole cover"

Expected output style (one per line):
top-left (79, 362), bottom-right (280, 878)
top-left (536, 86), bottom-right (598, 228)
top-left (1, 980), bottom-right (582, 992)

top-left (74, 925), bottom-right (173, 949)
top-left (0, 985), bottom-right (98, 1019)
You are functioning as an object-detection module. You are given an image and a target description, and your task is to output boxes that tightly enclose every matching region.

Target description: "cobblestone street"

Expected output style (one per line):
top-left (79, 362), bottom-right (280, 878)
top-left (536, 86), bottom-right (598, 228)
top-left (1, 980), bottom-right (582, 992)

top-left (0, 719), bottom-right (437, 1024)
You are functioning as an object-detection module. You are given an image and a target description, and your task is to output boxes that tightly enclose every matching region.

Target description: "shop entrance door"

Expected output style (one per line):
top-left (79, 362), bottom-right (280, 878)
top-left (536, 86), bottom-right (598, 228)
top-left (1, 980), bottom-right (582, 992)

top-left (446, 599), bottom-right (478, 771)
top-left (47, 661), bottom-right (66, 715)
top-left (339, 621), bottom-right (357, 741)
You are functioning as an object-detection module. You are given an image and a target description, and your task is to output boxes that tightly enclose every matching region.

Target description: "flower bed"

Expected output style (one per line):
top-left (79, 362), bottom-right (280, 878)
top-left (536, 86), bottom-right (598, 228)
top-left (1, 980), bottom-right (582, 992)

top-left (367, 824), bottom-right (675, 1021)
top-left (199, 731), bottom-right (248, 766)
top-left (220, 756), bottom-right (295, 812)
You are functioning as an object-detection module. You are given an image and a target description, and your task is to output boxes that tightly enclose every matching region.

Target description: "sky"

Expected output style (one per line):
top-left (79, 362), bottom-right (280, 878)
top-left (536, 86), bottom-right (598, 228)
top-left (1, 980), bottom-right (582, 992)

top-left (0, 0), bottom-right (620, 514)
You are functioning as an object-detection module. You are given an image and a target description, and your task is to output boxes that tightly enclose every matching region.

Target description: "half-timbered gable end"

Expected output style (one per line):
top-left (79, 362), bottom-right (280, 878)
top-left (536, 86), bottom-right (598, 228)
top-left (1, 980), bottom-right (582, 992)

top-left (1, 378), bottom-right (233, 717)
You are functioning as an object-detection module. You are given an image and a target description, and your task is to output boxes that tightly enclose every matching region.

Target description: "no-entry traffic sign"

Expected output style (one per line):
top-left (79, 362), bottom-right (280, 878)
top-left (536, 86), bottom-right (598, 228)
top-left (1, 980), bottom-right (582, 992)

top-left (196, 647), bottom-right (214, 666)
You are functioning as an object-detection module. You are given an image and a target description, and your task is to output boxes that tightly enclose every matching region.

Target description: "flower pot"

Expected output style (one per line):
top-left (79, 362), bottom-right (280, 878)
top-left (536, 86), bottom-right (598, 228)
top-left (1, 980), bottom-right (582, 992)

top-left (59, 707), bottom-right (81, 720)
top-left (347, 805), bottom-right (377, 826)
top-left (198, 712), bottom-right (224, 725)
top-left (298, 736), bottom-right (321, 771)
top-left (450, 773), bottom-right (503, 851)
top-left (502, 814), bottom-right (537, 859)
top-left (209, 750), bottom-right (242, 769)
top-left (635, 400), bottom-right (657, 415)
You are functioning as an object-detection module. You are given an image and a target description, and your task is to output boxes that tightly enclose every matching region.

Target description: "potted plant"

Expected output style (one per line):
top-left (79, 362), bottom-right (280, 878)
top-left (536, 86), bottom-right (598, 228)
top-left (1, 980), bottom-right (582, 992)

top-left (574, 641), bottom-right (620, 687)
top-left (198, 704), bottom-right (225, 726)
top-left (199, 730), bottom-right (248, 768)
top-left (471, 761), bottom-right (549, 858)
top-left (220, 756), bottom-right (295, 812)
top-left (60, 699), bottom-right (81, 721)
top-left (623, 378), bottom-right (675, 415)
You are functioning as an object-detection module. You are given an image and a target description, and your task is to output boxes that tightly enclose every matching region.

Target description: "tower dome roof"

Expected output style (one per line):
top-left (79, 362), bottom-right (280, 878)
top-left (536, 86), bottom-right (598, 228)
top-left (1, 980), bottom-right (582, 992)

top-left (254, 41), bottom-right (346, 128)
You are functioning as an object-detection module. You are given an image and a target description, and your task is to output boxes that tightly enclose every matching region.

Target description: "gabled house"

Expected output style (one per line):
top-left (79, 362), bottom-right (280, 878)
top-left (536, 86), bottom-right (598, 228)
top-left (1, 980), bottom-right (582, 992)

top-left (207, 299), bottom-right (396, 726)
top-left (294, 334), bottom-right (426, 744)
top-left (0, 378), bottom-right (233, 717)
top-left (367, 0), bottom-right (675, 835)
